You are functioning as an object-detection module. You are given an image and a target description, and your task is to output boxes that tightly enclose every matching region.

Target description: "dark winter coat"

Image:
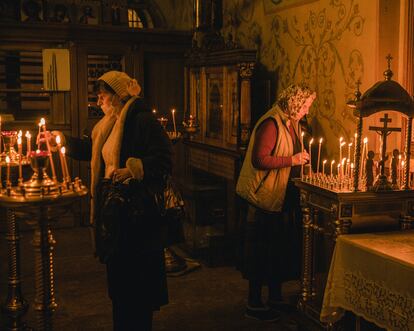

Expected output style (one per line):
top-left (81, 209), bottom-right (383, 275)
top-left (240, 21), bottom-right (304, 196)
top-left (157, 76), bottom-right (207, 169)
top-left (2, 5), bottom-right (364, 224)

top-left (66, 97), bottom-right (172, 309)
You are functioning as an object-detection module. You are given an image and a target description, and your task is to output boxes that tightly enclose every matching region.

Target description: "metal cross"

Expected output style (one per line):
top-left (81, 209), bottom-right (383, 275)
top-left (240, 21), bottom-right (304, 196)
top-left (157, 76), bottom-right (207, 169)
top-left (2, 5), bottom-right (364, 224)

top-left (369, 113), bottom-right (401, 176)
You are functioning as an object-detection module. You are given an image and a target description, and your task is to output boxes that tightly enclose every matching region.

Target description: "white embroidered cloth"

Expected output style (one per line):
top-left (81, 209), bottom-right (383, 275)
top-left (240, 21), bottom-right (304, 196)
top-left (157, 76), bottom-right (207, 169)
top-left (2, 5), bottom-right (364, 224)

top-left (320, 230), bottom-right (414, 330)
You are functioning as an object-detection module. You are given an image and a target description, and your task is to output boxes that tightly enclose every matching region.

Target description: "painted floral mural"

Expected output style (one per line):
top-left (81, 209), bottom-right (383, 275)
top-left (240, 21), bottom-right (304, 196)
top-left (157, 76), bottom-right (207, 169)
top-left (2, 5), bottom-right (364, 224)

top-left (221, 0), bottom-right (371, 157)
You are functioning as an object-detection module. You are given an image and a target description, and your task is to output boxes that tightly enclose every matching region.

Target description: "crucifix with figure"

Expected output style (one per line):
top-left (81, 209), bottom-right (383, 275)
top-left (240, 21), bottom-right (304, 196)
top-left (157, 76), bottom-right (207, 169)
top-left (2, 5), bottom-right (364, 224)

top-left (369, 113), bottom-right (401, 190)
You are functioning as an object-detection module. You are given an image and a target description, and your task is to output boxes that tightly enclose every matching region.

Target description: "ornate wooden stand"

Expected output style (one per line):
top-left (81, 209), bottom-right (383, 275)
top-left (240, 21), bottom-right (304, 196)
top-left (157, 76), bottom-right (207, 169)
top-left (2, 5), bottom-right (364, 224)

top-left (0, 185), bottom-right (87, 331)
top-left (293, 179), bottom-right (414, 329)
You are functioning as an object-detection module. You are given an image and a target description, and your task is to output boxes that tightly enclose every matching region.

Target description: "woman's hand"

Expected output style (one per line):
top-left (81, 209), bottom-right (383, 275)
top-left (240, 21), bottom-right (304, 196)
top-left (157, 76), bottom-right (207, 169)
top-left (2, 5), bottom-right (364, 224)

top-left (112, 168), bottom-right (132, 183)
top-left (292, 151), bottom-right (310, 166)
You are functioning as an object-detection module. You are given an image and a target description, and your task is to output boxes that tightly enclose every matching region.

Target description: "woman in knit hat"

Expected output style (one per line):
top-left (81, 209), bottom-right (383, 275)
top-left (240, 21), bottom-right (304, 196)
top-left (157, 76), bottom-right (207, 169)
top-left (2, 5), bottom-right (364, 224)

top-left (53, 70), bottom-right (172, 330)
top-left (236, 84), bottom-right (315, 321)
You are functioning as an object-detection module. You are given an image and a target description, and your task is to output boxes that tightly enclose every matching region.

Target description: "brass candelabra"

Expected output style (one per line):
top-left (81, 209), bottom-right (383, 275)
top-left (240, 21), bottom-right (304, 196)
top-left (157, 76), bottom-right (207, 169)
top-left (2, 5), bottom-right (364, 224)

top-left (0, 121), bottom-right (87, 331)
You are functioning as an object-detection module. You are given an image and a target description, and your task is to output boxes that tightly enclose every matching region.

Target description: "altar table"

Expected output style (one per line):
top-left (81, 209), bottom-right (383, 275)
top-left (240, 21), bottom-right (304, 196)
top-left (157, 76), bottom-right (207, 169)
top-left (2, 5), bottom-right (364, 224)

top-left (321, 231), bottom-right (414, 330)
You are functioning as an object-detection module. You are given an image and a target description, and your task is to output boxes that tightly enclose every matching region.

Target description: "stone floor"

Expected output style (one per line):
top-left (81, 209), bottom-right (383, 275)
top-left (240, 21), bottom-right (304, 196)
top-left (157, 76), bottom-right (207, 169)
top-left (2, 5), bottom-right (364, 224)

top-left (0, 226), bottom-right (342, 330)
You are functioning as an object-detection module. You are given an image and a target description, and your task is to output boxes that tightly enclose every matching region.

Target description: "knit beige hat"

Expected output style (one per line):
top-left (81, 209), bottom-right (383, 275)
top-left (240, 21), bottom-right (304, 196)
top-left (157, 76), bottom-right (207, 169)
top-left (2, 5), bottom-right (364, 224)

top-left (98, 71), bottom-right (141, 99)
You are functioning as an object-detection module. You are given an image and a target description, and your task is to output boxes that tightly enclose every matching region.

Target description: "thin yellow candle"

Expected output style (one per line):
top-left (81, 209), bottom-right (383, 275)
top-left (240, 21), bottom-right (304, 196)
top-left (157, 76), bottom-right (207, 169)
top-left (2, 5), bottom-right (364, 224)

top-left (337, 163), bottom-right (341, 180)
top-left (360, 137), bottom-right (368, 178)
top-left (42, 123), bottom-right (56, 181)
top-left (351, 162), bottom-right (354, 178)
top-left (317, 138), bottom-right (323, 174)
top-left (339, 137), bottom-right (343, 162)
top-left (322, 160), bottom-right (327, 176)
top-left (6, 155), bottom-right (10, 186)
top-left (348, 142), bottom-right (352, 162)
top-left (353, 133), bottom-right (357, 163)
top-left (309, 138), bottom-right (314, 177)
top-left (56, 135), bottom-right (67, 181)
top-left (61, 147), bottom-right (70, 182)
top-left (301, 132), bottom-right (305, 179)
top-left (17, 136), bottom-right (22, 180)
top-left (0, 115), bottom-right (2, 154)
top-left (25, 131), bottom-right (31, 155)
top-left (171, 108), bottom-right (177, 136)
top-left (330, 160), bottom-right (335, 177)
top-left (398, 154), bottom-right (402, 186)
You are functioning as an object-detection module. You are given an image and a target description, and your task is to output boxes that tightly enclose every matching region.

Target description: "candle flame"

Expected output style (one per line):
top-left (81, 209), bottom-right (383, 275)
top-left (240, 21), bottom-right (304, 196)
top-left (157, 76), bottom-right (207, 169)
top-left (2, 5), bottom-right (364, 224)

top-left (342, 157), bottom-right (347, 165)
top-left (40, 118), bottom-right (45, 126)
top-left (61, 147), bottom-right (66, 154)
top-left (36, 149), bottom-right (41, 154)
top-left (172, 108), bottom-right (176, 113)
top-left (402, 160), bottom-right (405, 166)
top-left (319, 138), bottom-right (323, 144)
top-left (25, 131), bottom-right (31, 138)
top-left (363, 137), bottom-right (368, 144)
top-left (5, 156), bottom-right (10, 163)
top-left (323, 160), bottom-right (327, 164)
top-left (56, 135), bottom-right (61, 144)
top-left (340, 142), bottom-right (346, 147)
top-left (399, 155), bottom-right (402, 160)
top-left (152, 109), bottom-right (157, 114)
top-left (351, 163), bottom-right (354, 168)
top-left (309, 138), bottom-right (314, 144)
top-left (331, 160), bottom-right (335, 165)
top-left (348, 142), bottom-right (352, 147)
top-left (340, 137), bottom-right (343, 142)
top-left (354, 133), bottom-right (357, 138)
top-left (301, 132), bottom-right (305, 137)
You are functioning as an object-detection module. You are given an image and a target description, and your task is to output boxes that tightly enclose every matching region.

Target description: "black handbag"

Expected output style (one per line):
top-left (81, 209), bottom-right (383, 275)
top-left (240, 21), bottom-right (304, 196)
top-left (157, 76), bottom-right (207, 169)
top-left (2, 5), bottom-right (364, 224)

top-left (95, 179), bottom-right (155, 263)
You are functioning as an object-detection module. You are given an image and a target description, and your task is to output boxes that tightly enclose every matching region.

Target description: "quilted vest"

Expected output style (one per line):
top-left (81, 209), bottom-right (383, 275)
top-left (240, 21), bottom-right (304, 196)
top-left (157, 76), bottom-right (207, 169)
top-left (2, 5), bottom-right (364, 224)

top-left (236, 105), bottom-right (296, 212)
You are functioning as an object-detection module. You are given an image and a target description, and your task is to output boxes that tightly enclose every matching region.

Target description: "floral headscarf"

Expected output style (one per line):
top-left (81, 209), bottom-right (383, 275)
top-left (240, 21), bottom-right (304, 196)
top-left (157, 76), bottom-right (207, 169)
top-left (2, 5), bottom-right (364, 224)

top-left (277, 84), bottom-right (316, 118)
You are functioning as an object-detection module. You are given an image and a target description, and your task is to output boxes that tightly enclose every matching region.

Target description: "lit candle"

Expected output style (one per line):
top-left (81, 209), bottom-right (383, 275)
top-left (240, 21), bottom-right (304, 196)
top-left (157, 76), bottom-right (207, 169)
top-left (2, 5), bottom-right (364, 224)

top-left (342, 157), bottom-right (347, 177)
top-left (17, 136), bottom-right (22, 181)
top-left (309, 138), bottom-right (314, 177)
top-left (322, 160), bottom-right (327, 176)
top-left (0, 115), bottom-right (2, 155)
top-left (339, 137), bottom-right (343, 162)
top-left (337, 163), bottom-right (341, 180)
top-left (348, 142), bottom-right (352, 163)
top-left (61, 147), bottom-right (70, 182)
top-left (317, 138), bottom-right (323, 174)
top-left (330, 160), bottom-right (335, 177)
top-left (6, 155), bottom-right (10, 186)
top-left (398, 154), bottom-right (402, 186)
top-left (301, 132), bottom-right (305, 179)
top-left (56, 135), bottom-right (67, 181)
top-left (402, 160), bottom-right (405, 186)
top-left (25, 131), bottom-right (31, 155)
top-left (353, 133), bottom-right (357, 163)
top-left (351, 162), bottom-right (354, 178)
top-left (360, 137), bottom-right (368, 178)
top-left (171, 108), bottom-right (177, 136)
top-left (42, 127), bottom-right (56, 181)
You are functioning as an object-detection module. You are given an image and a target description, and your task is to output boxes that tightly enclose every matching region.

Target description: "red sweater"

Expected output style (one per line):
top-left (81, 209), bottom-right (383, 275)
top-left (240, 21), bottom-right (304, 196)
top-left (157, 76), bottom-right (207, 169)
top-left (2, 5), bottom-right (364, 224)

top-left (252, 118), bottom-right (296, 170)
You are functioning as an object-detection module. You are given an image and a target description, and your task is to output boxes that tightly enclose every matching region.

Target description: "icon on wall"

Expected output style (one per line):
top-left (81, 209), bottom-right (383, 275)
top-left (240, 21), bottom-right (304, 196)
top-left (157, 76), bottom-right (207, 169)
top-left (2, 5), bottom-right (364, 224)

top-left (42, 49), bottom-right (71, 91)
top-left (47, 1), bottom-right (72, 23)
top-left (20, 0), bottom-right (43, 22)
top-left (77, 0), bottom-right (100, 24)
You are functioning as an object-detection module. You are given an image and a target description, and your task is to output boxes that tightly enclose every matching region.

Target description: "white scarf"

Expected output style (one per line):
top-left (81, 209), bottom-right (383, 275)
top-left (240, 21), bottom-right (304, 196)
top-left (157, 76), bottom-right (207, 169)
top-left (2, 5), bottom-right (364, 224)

top-left (89, 96), bottom-right (138, 224)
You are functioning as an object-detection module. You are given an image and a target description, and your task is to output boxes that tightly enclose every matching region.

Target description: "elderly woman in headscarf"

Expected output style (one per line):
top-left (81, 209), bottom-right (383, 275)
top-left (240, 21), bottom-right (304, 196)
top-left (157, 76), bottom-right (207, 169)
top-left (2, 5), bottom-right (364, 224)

top-left (53, 71), bottom-right (172, 330)
top-left (236, 84), bottom-right (316, 321)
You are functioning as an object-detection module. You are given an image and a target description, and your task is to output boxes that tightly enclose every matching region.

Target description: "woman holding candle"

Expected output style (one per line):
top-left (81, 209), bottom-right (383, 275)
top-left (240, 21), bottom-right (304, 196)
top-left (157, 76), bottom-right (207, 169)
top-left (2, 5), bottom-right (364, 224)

top-left (236, 84), bottom-right (315, 320)
top-left (51, 71), bottom-right (171, 330)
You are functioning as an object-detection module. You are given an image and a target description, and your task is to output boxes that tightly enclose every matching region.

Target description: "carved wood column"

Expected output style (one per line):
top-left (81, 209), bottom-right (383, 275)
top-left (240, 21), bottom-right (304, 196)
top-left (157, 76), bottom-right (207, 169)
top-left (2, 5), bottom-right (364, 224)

top-left (238, 62), bottom-right (254, 149)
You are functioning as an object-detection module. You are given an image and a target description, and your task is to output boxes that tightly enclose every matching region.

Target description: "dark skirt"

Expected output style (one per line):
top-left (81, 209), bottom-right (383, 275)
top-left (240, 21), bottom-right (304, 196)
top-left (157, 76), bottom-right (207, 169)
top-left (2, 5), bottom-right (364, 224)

top-left (106, 247), bottom-right (168, 311)
top-left (241, 181), bottom-right (303, 284)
